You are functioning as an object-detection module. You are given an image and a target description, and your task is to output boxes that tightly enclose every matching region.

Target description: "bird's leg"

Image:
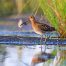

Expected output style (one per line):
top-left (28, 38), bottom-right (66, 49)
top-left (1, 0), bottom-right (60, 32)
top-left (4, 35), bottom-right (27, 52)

top-left (44, 36), bottom-right (47, 52)
top-left (44, 34), bottom-right (49, 52)
top-left (40, 35), bottom-right (43, 52)
top-left (56, 37), bottom-right (60, 53)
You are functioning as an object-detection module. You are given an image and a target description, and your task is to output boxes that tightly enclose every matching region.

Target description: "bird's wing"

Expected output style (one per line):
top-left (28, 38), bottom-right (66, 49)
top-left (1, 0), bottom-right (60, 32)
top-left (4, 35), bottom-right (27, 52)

top-left (37, 22), bottom-right (51, 31)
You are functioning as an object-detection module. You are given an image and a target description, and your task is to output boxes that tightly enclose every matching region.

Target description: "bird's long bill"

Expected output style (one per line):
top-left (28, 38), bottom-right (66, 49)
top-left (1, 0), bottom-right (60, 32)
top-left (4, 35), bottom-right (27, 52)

top-left (21, 21), bottom-right (29, 26)
top-left (18, 21), bottom-right (28, 28)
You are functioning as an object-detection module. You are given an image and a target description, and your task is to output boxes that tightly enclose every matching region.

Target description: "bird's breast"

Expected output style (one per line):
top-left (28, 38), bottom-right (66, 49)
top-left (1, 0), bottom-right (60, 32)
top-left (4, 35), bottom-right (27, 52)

top-left (32, 23), bottom-right (43, 35)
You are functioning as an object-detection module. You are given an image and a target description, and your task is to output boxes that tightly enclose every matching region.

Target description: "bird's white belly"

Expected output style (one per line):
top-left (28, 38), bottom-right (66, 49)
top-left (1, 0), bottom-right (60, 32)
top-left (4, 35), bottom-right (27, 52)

top-left (33, 27), bottom-right (42, 35)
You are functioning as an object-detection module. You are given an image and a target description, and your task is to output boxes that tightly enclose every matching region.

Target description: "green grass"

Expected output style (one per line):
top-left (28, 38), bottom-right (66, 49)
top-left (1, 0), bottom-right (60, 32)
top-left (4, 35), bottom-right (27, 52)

top-left (38, 0), bottom-right (66, 37)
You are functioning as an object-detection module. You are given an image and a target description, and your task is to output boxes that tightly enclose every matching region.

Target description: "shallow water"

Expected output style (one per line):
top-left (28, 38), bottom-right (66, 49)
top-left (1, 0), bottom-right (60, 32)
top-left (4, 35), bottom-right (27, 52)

top-left (0, 45), bottom-right (55, 66)
top-left (0, 45), bottom-right (66, 66)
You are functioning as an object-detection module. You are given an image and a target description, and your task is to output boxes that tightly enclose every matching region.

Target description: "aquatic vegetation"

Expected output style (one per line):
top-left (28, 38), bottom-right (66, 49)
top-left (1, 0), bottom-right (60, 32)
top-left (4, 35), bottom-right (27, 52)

top-left (38, 0), bottom-right (66, 38)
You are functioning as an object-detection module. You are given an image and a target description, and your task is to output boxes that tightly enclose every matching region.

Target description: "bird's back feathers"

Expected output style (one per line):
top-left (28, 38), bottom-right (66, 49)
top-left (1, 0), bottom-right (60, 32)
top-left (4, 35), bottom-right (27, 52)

top-left (35, 21), bottom-right (55, 32)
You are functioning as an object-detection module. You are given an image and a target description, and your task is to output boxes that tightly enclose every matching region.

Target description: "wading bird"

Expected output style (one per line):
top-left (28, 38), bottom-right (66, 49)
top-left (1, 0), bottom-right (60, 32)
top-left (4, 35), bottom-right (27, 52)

top-left (19, 16), bottom-right (56, 51)
top-left (18, 16), bottom-right (55, 33)
top-left (28, 16), bottom-right (55, 35)
top-left (28, 16), bottom-right (56, 51)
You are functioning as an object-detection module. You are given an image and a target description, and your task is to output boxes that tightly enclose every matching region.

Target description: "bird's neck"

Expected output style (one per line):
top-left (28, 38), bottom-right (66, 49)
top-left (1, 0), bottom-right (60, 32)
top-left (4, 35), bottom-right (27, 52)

top-left (31, 19), bottom-right (36, 25)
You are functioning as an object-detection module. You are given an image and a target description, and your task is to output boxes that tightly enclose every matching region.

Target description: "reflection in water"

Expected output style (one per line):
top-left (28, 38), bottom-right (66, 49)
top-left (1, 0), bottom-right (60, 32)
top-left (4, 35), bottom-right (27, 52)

top-left (0, 45), bottom-right (66, 66)
top-left (3, 45), bottom-right (54, 66)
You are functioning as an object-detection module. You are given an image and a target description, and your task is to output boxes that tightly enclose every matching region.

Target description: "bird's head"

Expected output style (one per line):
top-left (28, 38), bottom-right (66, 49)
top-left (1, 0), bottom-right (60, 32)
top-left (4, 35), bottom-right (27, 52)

top-left (29, 16), bottom-right (35, 22)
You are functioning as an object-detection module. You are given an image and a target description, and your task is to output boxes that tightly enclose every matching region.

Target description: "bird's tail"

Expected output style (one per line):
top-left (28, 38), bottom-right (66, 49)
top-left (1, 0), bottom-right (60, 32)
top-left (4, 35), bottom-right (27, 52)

top-left (50, 27), bottom-right (56, 31)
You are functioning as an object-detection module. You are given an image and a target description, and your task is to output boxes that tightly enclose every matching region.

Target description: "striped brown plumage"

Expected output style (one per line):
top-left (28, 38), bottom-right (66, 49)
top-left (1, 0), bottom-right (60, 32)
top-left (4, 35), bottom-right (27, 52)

top-left (29, 16), bottom-right (55, 35)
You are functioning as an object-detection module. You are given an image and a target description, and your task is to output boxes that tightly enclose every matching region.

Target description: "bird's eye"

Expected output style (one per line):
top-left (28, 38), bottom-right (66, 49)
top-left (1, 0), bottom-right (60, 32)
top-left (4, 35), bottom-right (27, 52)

top-left (31, 17), bottom-right (32, 18)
